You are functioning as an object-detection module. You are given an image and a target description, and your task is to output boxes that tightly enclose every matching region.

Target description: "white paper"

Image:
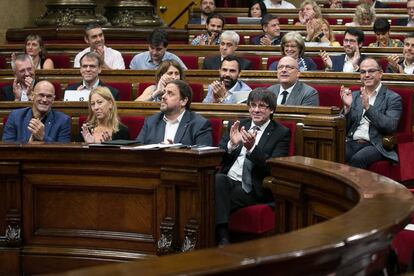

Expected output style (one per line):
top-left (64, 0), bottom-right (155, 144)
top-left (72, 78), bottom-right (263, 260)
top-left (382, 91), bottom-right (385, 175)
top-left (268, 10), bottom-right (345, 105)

top-left (64, 90), bottom-right (90, 102)
top-left (404, 224), bottom-right (414, 231)
top-left (191, 146), bottom-right (220, 151)
top-left (121, 143), bottom-right (182, 150)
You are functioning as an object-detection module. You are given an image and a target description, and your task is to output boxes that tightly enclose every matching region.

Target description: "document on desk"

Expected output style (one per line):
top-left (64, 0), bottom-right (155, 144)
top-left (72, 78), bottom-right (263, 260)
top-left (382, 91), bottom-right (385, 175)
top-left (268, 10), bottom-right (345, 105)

top-left (191, 146), bottom-right (220, 151)
top-left (121, 143), bottom-right (182, 150)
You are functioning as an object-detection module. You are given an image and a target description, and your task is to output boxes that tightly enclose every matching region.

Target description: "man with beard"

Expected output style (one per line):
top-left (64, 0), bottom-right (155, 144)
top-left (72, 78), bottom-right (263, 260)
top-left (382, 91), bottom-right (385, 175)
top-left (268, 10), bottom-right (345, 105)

top-left (386, 33), bottom-right (414, 74)
top-left (341, 58), bottom-right (402, 169)
top-left (137, 79), bottom-right (213, 146)
top-left (396, 0), bottom-right (414, 26)
top-left (65, 52), bottom-right (119, 100)
top-left (189, 0), bottom-right (216, 24)
top-left (74, 23), bottom-right (125, 69)
top-left (130, 29), bottom-right (187, 70)
top-left (320, 28), bottom-right (367, 72)
top-left (267, 56), bottom-right (319, 106)
top-left (2, 80), bottom-right (71, 143)
top-left (191, 13), bottom-right (224, 46)
top-left (1, 54), bottom-right (35, 101)
top-left (202, 31), bottom-right (252, 70)
top-left (251, 14), bottom-right (282, 46)
top-left (203, 55), bottom-right (251, 104)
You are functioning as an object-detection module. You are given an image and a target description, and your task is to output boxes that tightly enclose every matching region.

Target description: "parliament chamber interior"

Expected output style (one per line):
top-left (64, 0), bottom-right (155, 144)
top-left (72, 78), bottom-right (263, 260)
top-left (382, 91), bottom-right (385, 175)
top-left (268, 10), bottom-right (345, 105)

top-left (1, 0), bottom-right (414, 275)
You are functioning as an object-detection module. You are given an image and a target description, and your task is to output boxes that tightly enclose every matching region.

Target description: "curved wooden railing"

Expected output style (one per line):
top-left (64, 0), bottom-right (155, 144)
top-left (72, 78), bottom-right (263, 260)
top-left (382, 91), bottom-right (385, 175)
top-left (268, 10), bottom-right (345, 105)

top-left (61, 156), bottom-right (414, 275)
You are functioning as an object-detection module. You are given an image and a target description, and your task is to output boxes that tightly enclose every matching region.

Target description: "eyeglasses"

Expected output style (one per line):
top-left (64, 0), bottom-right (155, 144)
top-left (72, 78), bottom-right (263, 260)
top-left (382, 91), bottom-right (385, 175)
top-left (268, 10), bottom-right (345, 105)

top-left (343, 39), bottom-right (358, 44)
top-left (249, 103), bottom-right (269, 110)
top-left (360, 68), bottom-right (381, 75)
top-left (277, 65), bottom-right (298, 71)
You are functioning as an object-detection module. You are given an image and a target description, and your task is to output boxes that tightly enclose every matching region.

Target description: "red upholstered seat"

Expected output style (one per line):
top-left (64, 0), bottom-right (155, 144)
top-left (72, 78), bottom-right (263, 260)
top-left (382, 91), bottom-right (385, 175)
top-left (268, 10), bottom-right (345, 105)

top-left (247, 83), bottom-right (270, 90)
top-left (267, 56), bottom-right (281, 70)
top-left (209, 118), bottom-right (222, 147)
top-left (177, 55), bottom-right (198, 69)
top-left (312, 85), bottom-right (342, 108)
top-left (326, 18), bottom-right (353, 25)
top-left (224, 16), bottom-right (237, 24)
top-left (228, 120), bottom-right (296, 235)
top-left (105, 82), bottom-right (133, 101)
top-left (311, 56), bottom-right (324, 70)
top-left (368, 87), bottom-right (414, 182)
top-left (79, 115), bottom-right (145, 140)
top-left (123, 54), bottom-right (134, 69)
top-left (0, 56), bottom-right (6, 69)
top-left (48, 54), bottom-right (71, 68)
top-left (242, 55), bottom-right (261, 70)
top-left (137, 82), bottom-right (204, 102)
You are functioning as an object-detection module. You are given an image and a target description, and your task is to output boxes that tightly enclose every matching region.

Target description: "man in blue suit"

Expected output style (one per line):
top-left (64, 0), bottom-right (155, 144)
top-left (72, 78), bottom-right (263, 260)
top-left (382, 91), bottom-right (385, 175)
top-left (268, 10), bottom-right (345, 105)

top-left (137, 79), bottom-right (212, 146)
top-left (2, 80), bottom-right (71, 143)
top-left (320, 28), bottom-right (367, 72)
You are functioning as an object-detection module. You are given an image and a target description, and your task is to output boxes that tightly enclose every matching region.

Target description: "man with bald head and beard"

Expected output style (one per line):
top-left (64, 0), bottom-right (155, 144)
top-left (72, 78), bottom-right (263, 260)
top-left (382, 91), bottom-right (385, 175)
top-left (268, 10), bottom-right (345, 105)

top-left (267, 56), bottom-right (319, 106)
top-left (2, 80), bottom-right (71, 143)
top-left (203, 55), bottom-right (251, 104)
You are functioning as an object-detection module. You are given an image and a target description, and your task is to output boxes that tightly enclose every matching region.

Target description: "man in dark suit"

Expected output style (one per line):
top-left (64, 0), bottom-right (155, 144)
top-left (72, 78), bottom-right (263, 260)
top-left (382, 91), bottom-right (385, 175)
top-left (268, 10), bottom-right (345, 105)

top-left (341, 58), bottom-right (402, 169)
top-left (2, 80), bottom-right (71, 143)
top-left (267, 56), bottom-right (319, 106)
top-left (65, 51), bottom-right (119, 100)
top-left (137, 79), bottom-right (212, 146)
top-left (1, 54), bottom-right (35, 101)
top-left (251, 14), bottom-right (282, 46)
top-left (202, 31), bottom-right (252, 70)
top-left (215, 88), bottom-right (291, 245)
top-left (386, 33), bottom-right (414, 74)
top-left (395, 0), bottom-right (414, 26)
top-left (320, 28), bottom-right (367, 72)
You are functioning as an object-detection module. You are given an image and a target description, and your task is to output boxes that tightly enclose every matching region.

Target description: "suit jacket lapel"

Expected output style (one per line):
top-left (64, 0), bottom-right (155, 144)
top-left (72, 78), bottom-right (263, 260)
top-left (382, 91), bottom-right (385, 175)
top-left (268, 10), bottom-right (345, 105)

top-left (173, 111), bottom-right (189, 143)
top-left (373, 85), bottom-right (386, 108)
top-left (286, 82), bottom-right (301, 105)
top-left (155, 114), bottom-right (166, 143)
top-left (257, 121), bottom-right (275, 149)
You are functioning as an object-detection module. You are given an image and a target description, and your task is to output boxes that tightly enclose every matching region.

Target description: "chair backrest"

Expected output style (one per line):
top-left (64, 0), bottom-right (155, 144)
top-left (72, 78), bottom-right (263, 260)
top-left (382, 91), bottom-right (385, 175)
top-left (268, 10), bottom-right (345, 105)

top-left (209, 118), bottom-right (223, 147)
top-left (389, 87), bottom-right (413, 143)
top-left (267, 56), bottom-right (281, 70)
top-left (105, 82), bottom-right (133, 101)
top-left (311, 56), bottom-right (325, 71)
top-left (123, 54), bottom-right (134, 69)
top-left (0, 56), bottom-right (6, 69)
top-left (242, 55), bottom-right (261, 70)
top-left (79, 115), bottom-right (145, 140)
top-left (311, 85), bottom-right (342, 108)
top-left (48, 54), bottom-right (71, 68)
top-left (178, 55), bottom-right (198, 69)
top-left (278, 120), bottom-right (296, 156)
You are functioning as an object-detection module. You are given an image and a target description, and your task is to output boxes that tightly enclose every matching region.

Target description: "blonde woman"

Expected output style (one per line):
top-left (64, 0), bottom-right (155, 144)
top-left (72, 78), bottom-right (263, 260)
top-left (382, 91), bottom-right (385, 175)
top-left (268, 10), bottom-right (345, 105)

top-left (345, 4), bottom-right (375, 26)
top-left (297, 0), bottom-right (322, 25)
top-left (81, 86), bottom-right (129, 143)
top-left (135, 59), bottom-right (184, 101)
top-left (305, 18), bottom-right (341, 46)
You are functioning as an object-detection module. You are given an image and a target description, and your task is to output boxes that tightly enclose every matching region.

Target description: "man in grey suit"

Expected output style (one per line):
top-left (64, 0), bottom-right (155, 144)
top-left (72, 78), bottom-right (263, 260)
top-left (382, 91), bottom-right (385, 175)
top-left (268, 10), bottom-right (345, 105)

top-left (341, 58), bottom-right (402, 169)
top-left (137, 80), bottom-right (213, 146)
top-left (267, 56), bottom-right (319, 106)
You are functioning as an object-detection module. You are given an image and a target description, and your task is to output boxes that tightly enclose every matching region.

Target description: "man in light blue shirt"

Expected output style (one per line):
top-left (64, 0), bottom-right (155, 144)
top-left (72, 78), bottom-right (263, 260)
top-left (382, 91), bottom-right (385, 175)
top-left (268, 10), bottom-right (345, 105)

top-left (129, 29), bottom-right (187, 70)
top-left (203, 55), bottom-right (251, 104)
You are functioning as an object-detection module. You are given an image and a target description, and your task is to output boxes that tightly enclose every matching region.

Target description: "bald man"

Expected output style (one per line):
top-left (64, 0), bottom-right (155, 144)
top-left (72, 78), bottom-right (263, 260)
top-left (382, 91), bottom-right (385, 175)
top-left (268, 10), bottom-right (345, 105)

top-left (2, 80), bottom-right (71, 143)
top-left (267, 56), bottom-right (319, 106)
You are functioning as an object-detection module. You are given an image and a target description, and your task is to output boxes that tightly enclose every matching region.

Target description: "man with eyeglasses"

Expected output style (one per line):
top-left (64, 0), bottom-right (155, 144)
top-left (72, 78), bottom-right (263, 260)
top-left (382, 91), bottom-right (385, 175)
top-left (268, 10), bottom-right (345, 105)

top-left (341, 58), bottom-right (402, 169)
top-left (214, 88), bottom-right (290, 245)
top-left (2, 80), bottom-right (71, 143)
top-left (267, 56), bottom-right (319, 106)
top-left (320, 28), bottom-right (367, 72)
top-left (386, 33), bottom-right (414, 74)
top-left (396, 0), bottom-right (414, 26)
top-left (65, 52), bottom-right (119, 100)
top-left (203, 55), bottom-right (251, 104)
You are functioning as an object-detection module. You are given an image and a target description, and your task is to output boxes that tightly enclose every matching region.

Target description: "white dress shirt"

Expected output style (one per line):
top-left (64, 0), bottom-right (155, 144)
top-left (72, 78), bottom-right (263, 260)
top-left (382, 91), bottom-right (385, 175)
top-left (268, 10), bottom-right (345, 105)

top-left (74, 46), bottom-right (125, 69)
top-left (163, 110), bottom-right (186, 143)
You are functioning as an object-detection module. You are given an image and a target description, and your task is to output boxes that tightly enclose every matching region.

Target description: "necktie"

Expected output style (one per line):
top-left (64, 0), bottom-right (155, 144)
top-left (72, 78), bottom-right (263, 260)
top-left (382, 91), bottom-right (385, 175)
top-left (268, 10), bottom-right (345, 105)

top-left (241, 126), bottom-right (261, 193)
top-left (281, 90), bottom-right (288, 105)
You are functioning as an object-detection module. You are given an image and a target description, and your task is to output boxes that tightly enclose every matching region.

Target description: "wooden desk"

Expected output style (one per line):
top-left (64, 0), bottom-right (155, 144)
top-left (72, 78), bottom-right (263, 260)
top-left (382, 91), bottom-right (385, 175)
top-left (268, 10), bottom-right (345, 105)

top-left (0, 102), bottom-right (346, 163)
top-left (61, 156), bottom-right (414, 275)
top-left (0, 144), bottom-right (223, 275)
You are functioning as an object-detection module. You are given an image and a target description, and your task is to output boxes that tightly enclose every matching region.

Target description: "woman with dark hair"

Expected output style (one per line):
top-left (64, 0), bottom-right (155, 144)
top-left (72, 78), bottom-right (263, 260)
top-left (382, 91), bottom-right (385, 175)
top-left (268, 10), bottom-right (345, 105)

top-left (134, 59), bottom-right (184, 102)
top-left (23, 34), bottom-right (54, 69)
top-left (248, 0), bottom-right (267, 17)
top-left (269, 31), bottom-right (317, 71)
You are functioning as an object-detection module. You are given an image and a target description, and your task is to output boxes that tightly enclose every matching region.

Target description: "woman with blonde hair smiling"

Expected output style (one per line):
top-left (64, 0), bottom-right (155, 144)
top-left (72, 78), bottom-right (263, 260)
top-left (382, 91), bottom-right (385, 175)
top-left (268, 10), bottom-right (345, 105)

top-left (81, 86), bottom-right (130, 143)
top-left (345, 3), bottom-right (375, 26)
top-left (296, 0), bottom-right (322, 25)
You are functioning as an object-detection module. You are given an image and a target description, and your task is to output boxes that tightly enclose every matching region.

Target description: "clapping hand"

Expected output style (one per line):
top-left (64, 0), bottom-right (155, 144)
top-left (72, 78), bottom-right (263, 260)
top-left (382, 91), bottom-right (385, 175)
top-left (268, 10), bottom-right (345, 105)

top-left (240, 127), bottom-right (257, 151)
top-left (28, 118), bottom-right (45, 141)
top-left (360, 86), bottom-right (370, 110)
top-left (320, 50), bottom-right (333, 70)
top-left (211, 80), bottom-right (227, 102)
top-left (229, 121), bottom-right (242, 148)
top-left (81, 124), bottom-right (95, 143)
top-left (340, 85), bottom-right (353, 110)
